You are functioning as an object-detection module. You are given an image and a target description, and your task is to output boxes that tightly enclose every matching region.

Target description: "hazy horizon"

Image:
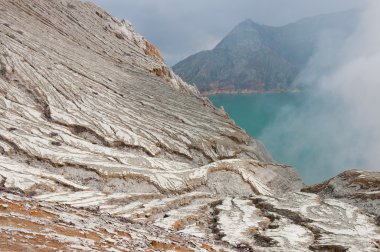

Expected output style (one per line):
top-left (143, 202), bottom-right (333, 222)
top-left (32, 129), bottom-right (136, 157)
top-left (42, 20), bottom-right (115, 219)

top-left (260, 0), bottom-right (380, 177)
top-left (89, 0), bottom-right (364, 65)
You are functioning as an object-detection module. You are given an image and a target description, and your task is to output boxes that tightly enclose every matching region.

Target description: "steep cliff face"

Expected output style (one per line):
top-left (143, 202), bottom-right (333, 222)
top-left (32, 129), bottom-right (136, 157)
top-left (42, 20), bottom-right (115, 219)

top-left (0, 1), bottom-right (379, 251)
top-left (173, 11), bottom-right (358, 94)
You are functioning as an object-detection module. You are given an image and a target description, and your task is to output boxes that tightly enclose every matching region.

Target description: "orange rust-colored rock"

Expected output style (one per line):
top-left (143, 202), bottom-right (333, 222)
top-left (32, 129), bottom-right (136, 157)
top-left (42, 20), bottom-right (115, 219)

top-left (151, 66), bottom-right (171, 80)
top-left (172, 219), bottom-right (185, 231)
top-left (145, 40), bottom-right (164, 63)
top-left (150, 240), bottom-right (194, 252)
top-left (0, 192), bottom-right (227, 251)
top-left (201, 243), bottom-right (218, 252)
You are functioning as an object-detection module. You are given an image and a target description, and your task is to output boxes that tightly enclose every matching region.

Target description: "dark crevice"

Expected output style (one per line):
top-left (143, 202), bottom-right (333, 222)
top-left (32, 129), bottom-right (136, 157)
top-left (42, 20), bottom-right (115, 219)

top-left (155, 142), bottom-right (193, 161)
top-left (67, 3), bottom-right (76, 9)
top-left (309, 244), bottom-right (347, 252)
top-left (250, 197), bottom-right (359, 251)
top-left (0, 61), bottom-right (6, 77)
top-left (0, 175), bottom-right (5, 187)
top-left (0, 135), bottom-right (21, 152)
top-left (112, 140), bottom-right (155, 157)
top-left (375, 215), bottom-right (380, 226)
top-left (53, 121), bottom-right (153, 156)
top-left (263, 212), bottom-right (280, 223)
top-left (188, 145), bottom-right (214, 164)
top-left (209, 199), bottom-right (224, 240)
top-left (65, 124), bottom-right (109, 146)
top-left (222, 133), bottom-right (248, 145)
top-left (0, 186), bottom-right (25, 196)
top-left (253, 234), bottom-right (278, 247)
top-left (251, 197), bottom-right (312, 225)
top-left (49, 132), bottom-right (59, 137)
top-left (211, 142), bottom-right (218, 155)
top-left (251, 197), bottom-right (320, 247)
top-left (16, 82), bottom-right (52, 121)
top-left (267, 223), bottom-right (280, 229)
top-left (235, 243), bottom-right (255, 251)
top-left (50, 141), bottom-right (61, 146)
top-left (95, 11), bottom-right (104, 19)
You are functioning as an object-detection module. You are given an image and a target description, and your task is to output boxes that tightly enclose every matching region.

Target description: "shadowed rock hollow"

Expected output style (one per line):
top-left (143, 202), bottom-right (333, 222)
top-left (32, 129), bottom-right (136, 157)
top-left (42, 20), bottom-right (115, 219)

top-left (0, 0), bottom-right (379, 251)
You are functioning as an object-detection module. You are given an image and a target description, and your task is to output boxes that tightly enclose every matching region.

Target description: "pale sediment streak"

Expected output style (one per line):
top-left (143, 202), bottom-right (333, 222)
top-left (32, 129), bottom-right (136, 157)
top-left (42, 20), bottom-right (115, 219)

top-left (0, 0), bottom-right (379, 251)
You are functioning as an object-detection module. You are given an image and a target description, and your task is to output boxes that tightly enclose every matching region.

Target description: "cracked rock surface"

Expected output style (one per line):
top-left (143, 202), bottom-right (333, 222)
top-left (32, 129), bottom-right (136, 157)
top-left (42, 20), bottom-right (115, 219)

top-left (303, 170), bottom-right (380, 221)
top-left (0, 0), bottom-right (379, 251)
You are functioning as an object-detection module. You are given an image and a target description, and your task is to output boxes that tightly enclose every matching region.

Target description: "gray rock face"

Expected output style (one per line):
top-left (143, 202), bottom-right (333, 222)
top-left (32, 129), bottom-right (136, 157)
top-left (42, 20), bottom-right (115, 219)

top-left (303, 169), bottom-right (380, 221)
top-left (173, 11), bottom-right (358, 94)
top-left (0, 1), bottom-right (379, 251)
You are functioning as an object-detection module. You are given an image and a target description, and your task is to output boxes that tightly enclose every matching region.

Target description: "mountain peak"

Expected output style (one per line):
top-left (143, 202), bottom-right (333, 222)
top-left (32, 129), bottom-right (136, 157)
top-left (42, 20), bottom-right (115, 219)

top-left (214, 18), bottom-right (263, 51)
top-left (238, 18), bottom-right (255, 26)
top-left (174, 10), bottom-right (358, 94)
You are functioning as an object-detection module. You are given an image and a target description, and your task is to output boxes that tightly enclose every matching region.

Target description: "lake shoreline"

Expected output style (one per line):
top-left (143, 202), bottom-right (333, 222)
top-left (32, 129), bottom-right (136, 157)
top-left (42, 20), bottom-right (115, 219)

top-left (208, 92), bottom-right (335, 185)
top-left (202, 89), bottom-right (302, 96)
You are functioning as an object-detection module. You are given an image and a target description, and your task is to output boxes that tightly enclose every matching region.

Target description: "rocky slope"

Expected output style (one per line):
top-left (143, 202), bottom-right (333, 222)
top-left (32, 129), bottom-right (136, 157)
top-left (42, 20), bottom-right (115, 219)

top-left (173, 11), bottom-right (358, 94)
top-left (0, 1), bottom-right (379, 251)
top-left (303, 170), bottom-right (380, 222)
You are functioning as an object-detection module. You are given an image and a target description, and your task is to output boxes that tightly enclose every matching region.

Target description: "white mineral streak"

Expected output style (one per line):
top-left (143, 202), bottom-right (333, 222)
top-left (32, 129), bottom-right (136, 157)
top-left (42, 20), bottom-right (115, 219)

top-left (0, 0), bottom-right (379, 251)
top-left (256, 192), bottom-right (380, 251)
top-left (0, 155), bottom-right (88, 191)
top-left (263, 221), bottom-right (313, 251)
top-left (216, 197), bottom-right (269, 245)
top-left (0, 193), bottom-right (221, 251)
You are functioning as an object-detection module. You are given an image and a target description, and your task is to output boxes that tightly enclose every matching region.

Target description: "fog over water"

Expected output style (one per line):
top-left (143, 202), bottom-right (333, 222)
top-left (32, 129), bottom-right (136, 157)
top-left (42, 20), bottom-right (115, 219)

top-left (90, 0), bottom-right (380, 184)
top-left (259, 0), bottom-right (380, 183)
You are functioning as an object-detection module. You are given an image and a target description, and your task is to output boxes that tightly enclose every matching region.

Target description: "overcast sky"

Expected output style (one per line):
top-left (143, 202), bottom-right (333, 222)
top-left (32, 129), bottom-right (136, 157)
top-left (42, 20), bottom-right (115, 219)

top-left (90, 0), bottom-right (365, 65)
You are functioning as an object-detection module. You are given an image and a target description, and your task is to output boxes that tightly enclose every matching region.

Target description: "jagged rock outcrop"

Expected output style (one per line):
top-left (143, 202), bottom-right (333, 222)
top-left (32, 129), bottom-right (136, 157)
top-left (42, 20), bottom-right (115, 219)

top-left (303, 170), bottom-right (380, 221)
top-left (0, 0), bottom-right (379, 251)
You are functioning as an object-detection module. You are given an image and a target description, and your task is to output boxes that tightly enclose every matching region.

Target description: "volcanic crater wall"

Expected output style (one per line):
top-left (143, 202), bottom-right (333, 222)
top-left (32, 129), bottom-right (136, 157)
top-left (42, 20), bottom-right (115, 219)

top-left (0, 1), bottom-right (379, 251)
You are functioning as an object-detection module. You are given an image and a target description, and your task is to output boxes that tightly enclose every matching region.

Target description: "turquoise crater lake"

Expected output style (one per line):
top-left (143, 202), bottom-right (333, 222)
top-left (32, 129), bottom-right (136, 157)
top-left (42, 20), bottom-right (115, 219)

top-left (209, 93), bottom-right (340, 185)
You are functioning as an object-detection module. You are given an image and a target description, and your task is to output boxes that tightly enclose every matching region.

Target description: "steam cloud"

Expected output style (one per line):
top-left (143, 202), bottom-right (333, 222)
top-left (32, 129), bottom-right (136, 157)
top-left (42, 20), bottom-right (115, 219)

top-left (259, 0), bottom-right (380, 184)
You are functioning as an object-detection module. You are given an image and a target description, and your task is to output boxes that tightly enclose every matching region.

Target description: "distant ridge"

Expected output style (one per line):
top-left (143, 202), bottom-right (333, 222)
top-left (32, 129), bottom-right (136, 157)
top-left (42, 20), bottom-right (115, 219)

top-left (173, 10), bottom-right (359, 94)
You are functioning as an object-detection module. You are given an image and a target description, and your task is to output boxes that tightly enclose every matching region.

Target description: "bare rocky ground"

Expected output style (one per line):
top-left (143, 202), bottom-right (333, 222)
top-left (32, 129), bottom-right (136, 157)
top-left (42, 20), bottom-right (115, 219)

top-left (0, 191), bottom-right (230, 252)
top-left (0, 0), bottom-right (379, 251)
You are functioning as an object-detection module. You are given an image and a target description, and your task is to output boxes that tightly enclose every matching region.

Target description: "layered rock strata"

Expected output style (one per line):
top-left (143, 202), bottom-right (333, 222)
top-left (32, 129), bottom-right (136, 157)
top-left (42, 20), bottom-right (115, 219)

top-left (0, 0), bottom-right (379, 251)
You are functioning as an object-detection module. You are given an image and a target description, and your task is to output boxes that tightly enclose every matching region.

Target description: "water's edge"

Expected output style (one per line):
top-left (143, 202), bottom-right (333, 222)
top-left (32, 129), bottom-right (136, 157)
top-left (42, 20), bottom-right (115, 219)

top-left (209, 92), bottom-right (339, 185)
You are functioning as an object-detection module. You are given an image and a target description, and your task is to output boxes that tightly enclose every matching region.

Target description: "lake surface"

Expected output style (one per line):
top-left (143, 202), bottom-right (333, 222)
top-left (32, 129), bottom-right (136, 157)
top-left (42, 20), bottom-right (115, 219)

top-left (209, 92), bottom-right (340, 185)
